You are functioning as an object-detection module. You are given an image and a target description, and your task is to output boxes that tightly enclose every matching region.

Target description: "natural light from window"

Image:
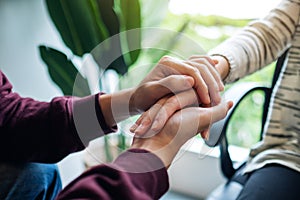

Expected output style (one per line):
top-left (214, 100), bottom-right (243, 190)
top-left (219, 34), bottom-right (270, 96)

top-left (169, 0), bottom-right (281, 19)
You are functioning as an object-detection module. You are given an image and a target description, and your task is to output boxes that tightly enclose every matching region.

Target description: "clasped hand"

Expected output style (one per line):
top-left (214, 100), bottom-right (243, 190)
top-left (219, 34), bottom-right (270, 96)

top-left (128, 55), bottom-right (232, 167)
top-left (100, 55), bottom-right (232, 167)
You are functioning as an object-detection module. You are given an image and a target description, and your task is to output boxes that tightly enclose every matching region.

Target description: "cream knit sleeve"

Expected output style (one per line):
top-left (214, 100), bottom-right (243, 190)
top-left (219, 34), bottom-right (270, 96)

top-left (209, 0), bottom-right (300, 83)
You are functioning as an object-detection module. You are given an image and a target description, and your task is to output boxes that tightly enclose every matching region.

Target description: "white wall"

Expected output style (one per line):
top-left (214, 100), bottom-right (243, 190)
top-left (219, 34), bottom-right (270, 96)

top-left (0, 0), bottom-right (65, 100)
top-left (0, 0), bottom-right (85, 186)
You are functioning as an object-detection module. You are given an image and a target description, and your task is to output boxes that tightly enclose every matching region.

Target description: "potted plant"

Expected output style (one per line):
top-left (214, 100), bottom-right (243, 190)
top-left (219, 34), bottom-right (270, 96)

top-left (39, 0), bottom-right (191, 166)
top-left (39, 0), bottom-right (158, 165)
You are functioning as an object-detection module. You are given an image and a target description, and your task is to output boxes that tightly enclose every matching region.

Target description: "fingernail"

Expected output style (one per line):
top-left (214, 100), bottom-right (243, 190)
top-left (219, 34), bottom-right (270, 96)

top-left (228, 101), bottom-right (234, 109)
top-left (204, 133), bottom-right (209, 141)
top-left (151, 119), bottom-right (160, 131)
top-left (206, 96), bottom-right (211, 104)
top-left (134, 120), bottom-right (150, 135)
top-left (201, 130), bottom-right (210, 141)
top-left (130, 123), bottom-right (138, 133)
top-left (220, 82), bottom-right (225, 91)
top-left (134, 124), bottom-right (145, 135)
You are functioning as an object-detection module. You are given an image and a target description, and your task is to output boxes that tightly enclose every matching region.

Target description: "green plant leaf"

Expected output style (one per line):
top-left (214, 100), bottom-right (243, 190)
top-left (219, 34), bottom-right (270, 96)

top-left (39, 45), bottom-right (91, 97)
top-left (93, 0), bottom-right (128, 75)
top-left (45, 0), bottom-right (77, 55)
top-left (118, 0), bottom-right (141, 65)
top-left (97, 0), bottom-right (118, 35)
top-left (46, 0), bottom-right (109, 56)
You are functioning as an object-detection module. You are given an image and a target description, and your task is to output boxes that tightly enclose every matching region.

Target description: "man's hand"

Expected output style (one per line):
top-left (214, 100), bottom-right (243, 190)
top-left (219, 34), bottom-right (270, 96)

top-left (99, 75), bottom-right (194, 128)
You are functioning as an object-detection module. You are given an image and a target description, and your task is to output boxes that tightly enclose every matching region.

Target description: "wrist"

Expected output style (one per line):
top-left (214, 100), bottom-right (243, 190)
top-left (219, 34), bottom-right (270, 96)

top-left (99, 88), bottom-right (136, 126)
top-left (211, 54), bottom-right (230, 80)
top-left (131, 137), bottom-right (179, 169)
top-left (99, 93), bottom-right (117, 129)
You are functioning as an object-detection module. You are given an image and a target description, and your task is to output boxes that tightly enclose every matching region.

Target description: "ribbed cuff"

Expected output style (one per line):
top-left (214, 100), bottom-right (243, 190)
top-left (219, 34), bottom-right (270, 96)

top-left (95, 93), bottom-right (118, 135)
top-left (72, 94), bottom-right (117, 147)
top-left (209, 51), bottom-right (239, 84)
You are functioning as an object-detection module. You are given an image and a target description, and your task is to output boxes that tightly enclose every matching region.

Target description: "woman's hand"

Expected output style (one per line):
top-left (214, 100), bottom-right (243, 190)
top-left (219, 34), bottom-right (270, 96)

top-left (131, 100), bottom-right (233, 168)
top-left (130, 89), bottom-right (199, 136)
top-left (208, 55), bottom-right (230, 80)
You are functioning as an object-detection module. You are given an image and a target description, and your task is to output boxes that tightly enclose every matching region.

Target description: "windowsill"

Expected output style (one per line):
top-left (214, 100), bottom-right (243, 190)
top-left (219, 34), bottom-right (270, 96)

top-left (167, 138), bottom-right (250, 199)
top-left (182, 138), bottom-right (250, 162)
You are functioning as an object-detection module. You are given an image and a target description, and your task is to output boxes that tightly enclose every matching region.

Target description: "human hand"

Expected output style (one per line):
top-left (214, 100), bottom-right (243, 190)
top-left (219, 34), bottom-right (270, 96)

top-left (129, 74), bottom-right (195, 115)
top-left (130, 89), bottom-right (199, 136)
top-left (131, 100), bottom-right (233, 168)
top-left (100, 55), bottom-right (224, 130)
top-left (130, 55), bottom-right (224, 136)
top-left (133, 55), bottom-right (224, 111)
top-left (208, 55), bottom-right (230, 80)
top-left (99, 75), bottom-right (194, 128)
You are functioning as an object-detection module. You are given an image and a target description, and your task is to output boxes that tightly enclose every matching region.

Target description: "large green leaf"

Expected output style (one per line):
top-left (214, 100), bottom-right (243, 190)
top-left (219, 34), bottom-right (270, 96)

top-left (39, 45), bottom-right (91, 97)
top-left (93, 0), bottom-right (128, 75)
top-left (117, 0), bottom-right (141, 65)
top-left (46, 0), bottom-right (109, 56)
top-left (45, 0), bottom-right (77, 54)
top-left (97, 0), bottom-right (118, 35)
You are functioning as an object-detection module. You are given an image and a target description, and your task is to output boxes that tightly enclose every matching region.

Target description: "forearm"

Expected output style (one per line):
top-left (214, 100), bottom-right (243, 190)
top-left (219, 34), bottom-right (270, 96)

top-left (209, 0), bottom-right (299, 83)
top-left (0, 70), bottom-right (115, 162)
top-left (0, 93), bottom-right (84, 163)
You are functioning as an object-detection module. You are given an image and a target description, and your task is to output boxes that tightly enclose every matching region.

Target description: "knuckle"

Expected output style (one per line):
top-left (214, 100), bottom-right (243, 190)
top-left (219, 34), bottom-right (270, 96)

top-left (166, 97), bottom-right (180, 110)
top-left (192, 66), bottom-right (201, 75)
top-left (160, 55), bottom-right (172, 64)
top-left (188, 55), bottom-right (200, 60)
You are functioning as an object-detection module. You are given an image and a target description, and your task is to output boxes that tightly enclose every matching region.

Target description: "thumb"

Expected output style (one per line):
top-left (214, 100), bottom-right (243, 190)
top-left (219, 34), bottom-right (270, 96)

top-left (210, 101), bottom-right (233, 123)
top-left (155, 75), bottom-right (194, 96)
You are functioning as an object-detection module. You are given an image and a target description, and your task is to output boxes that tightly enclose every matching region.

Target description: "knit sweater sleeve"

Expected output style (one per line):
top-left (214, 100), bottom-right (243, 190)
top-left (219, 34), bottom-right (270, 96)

top-left (209, 0), bottom-right (300, 83)
top-left (0, 70), bottom-right (116, 163)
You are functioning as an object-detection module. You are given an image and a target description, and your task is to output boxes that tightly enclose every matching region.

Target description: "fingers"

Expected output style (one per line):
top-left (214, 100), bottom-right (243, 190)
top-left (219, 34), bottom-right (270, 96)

top-left (185, 60), bottom-right (222, 105)
top-left (130, 97), bottom-right (168, 136)
top-left (156, 75), bottom-right (195, 95)
top-left (174, 101), bottom-right (232, 137)
top-left (131, 55), bottom-right (228, 140)
top-left (158, 56), bottom-right (211, 105)
top-left (188, 55), bottom-right (224, 92)
top-left (160, 55), bottom-right (224, 105)
top-left (199, 100), bottom-right (233, 140)
top-left (131, 75), bottom-right (194, 113)
top-left (202, 100), bottom-right (233, 128)
top-left (130, 89), bottom-right (199, 136)
top-left (150, 89), bottom-right (198, 132)
top-left (200, 129), bottom-right (210, 140)
top-left (155, 100), bottom-right (233, 148)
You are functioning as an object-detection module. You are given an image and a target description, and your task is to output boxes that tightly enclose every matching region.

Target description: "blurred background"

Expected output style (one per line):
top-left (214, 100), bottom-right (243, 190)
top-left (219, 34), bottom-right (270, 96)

top-left (0, 0), bottom-right (281, 199)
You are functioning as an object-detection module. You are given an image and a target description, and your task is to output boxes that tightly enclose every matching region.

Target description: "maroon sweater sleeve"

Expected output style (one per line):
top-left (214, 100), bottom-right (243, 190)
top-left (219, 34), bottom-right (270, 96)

top-left (56, 149), bottom-right (169, 200)
top-left (0, 70), bottom-right (115, 163)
